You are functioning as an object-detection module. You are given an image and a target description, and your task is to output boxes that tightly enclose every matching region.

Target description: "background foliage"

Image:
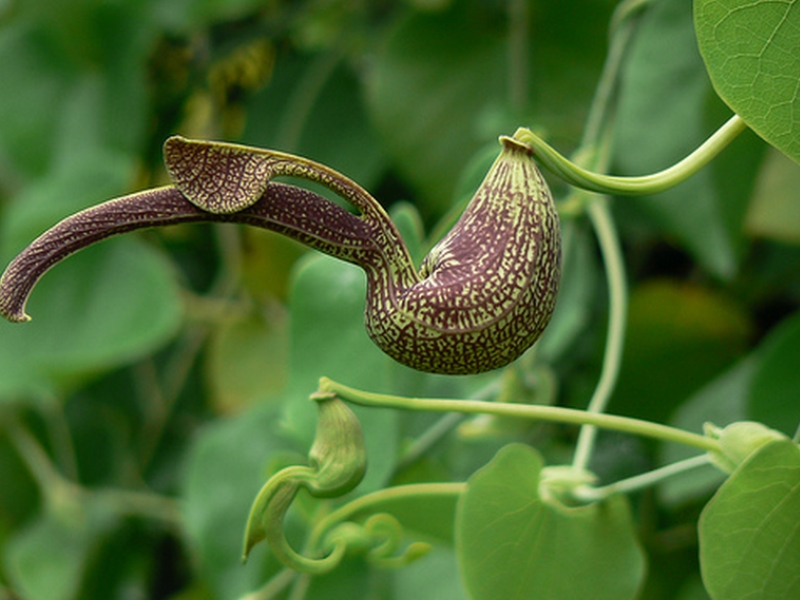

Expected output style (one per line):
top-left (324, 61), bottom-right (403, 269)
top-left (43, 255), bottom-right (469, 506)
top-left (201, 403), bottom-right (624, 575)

top-left (0, 0), bottom-right (798, 599)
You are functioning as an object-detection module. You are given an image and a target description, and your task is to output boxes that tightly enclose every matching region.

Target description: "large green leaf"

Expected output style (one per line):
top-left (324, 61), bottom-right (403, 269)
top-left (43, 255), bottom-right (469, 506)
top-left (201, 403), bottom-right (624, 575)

top-left (695, 0), bottom-right (800, 164)
top-left (4, 495), bottom-right (117, 600)
top-left (455, 444), bottom-right (645, 600)
top-left (699, 440), bottom-right (800, 600)
top-left (0, 239), bottom-right (182, 399)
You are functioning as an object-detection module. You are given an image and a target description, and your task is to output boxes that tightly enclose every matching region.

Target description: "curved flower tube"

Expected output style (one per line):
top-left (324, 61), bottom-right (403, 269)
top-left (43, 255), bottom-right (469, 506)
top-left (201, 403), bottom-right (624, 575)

top-left (0, 132), bottom-right (561, 374)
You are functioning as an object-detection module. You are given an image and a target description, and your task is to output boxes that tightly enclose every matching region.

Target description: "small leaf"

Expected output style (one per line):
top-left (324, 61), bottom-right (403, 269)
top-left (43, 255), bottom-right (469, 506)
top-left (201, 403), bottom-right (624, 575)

top-left (746, 147), bottom-right (800, 243)
top-left (206, 302), bottom-right (290, 413)
top-left (4, 496), bottom-right (117, 600)
top-left (695, 0), bottom-right (800, 164)
top-left (5, 514), bottom-right (91, 600)
top-left (699, 440), bottom-right (800, 600)
top-left (747, 309), bottom-right (800, 434)
top-left (455, 444), bottom-right (645, 600)
top-left (389, 202), bottom-right (426, 267)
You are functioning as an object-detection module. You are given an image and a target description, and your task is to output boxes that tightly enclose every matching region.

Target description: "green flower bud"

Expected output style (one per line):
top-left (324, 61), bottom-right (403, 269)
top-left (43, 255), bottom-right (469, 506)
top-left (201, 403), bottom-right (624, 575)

top-left (241, 393), bottom-right (367, 569)
top-left (306, 393), bottom-right (368, 498)
top-left (705, 421), bottom-right (789, 473)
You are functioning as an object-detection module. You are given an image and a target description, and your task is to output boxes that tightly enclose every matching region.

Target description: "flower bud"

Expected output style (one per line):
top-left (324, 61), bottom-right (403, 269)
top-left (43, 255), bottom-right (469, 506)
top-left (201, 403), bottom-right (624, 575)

top-left (306, 394), bottom-right (368, 498)
top-left (706, 421), bottom-right (788, 473)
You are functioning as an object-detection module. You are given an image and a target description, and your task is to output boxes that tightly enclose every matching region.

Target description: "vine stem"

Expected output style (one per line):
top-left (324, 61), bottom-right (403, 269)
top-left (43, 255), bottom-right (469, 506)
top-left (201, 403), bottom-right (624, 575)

top-left (518, 114), bottom-right (747, 196)
top-left (581, 0), bottom-right (652, 148)
top-left (307, 482), bottom-right (465, 550)
top-left (236, 568), bottom-right (296, 600)
top-left (2, 412), bottom-right (181, 525)
top-left (572, 453), bottom-right (713, 502)
top-left (559, 0), bottom-right (641, 472)
top-left (318, 378), bottom-right (719, 453)
top-left (572, 197), bottom-right (628, 471)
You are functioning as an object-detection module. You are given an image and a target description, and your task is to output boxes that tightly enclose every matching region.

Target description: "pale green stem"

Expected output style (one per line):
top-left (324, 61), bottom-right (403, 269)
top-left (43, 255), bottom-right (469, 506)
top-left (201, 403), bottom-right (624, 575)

top-left (275, 49), bottom-right (342, 153)
top-left (236, 569), bottom-right (297, 600)
top-left (4, 412), bottom-right (72, 497)
top-left (395, 412), bottom-right (464, 472)
top-left (573, 453), bottom-right (713, 502)
top-left (141, 223), bottom-right (244, 471)
top-left (572, 198), bottom-right (628, 471)
top-left (38, 398), bottom-right (79, 481)
top-left (3, 413), bottom-right (181, 524)
top-left (319, 379), bottom-right (719, 453)
top-left (307, 482), bottom-right (466, 551)
top-left (288, 574), bottom-right (313, 600)
top-left (517, 114), bottom-right (747, 196)
top-left (581, 0), bottom-right (651, 148)
top-left (393, 378), bottom-right (500, 472)
top-left (94, 488), bottom-right (182, 525)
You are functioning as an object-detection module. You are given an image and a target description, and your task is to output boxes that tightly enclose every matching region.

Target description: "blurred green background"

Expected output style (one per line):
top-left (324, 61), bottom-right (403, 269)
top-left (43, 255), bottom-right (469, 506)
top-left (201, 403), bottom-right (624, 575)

top-left (0, 0), bottom-right (798, 599)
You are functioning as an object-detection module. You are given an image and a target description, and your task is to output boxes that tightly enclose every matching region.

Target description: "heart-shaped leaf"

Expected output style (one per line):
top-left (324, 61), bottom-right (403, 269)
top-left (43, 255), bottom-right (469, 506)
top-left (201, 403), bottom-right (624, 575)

top-left (455, 444), bottom-right (645, 600)
top-left (699, 439), bottom-right (800, 599)
top-left (695, 0), bottom-right (800, 163)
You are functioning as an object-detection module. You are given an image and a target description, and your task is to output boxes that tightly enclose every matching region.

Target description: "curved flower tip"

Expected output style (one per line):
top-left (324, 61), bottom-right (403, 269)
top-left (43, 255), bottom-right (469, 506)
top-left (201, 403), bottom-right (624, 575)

top-left (0, 186), bottom-right (197, 323)
top-left (0, 275), bottom-right (32, 323)
top-left (0, 181), bottom-right (376, 325)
